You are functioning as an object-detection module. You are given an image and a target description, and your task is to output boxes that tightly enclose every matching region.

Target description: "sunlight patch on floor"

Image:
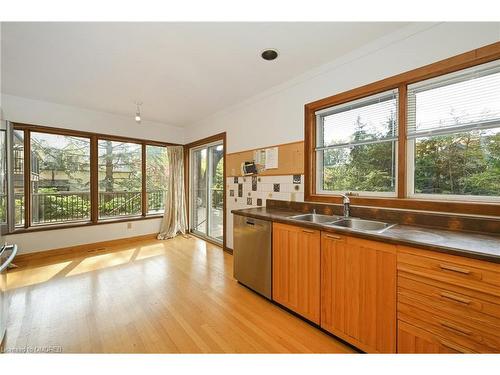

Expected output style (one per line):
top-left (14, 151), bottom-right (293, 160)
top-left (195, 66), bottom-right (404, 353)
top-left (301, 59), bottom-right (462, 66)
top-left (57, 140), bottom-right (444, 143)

top-left (7, 261), bottom-right (73, 289)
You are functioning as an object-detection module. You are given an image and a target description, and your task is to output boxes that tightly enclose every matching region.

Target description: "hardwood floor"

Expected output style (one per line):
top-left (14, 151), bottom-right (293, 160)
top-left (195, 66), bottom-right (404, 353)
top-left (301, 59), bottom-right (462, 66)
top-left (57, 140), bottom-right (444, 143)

top-left (4, 236), bottom-right (355, 353)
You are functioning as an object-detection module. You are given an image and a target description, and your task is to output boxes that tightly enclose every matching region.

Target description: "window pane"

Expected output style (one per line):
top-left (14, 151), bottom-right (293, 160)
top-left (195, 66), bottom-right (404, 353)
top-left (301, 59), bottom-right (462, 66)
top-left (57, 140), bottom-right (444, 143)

top-left (319, 90), bottom-right (398, 147)
top-left (0, 129), bottom-right (6, 223)
top-left (409, 60), bottom-right (500, 199)
top-left (14, 130), bottom-right (25, 227)
top-left (316, 89), bottom-right (398, 195)
top-left (321, 141), bottom-right (396, 193)
top-left (146, 145), bottom-right (168, 214)
top-left (98, 140), bottom-right (142, 218)
top-left (192, 148), bottom-right (207, 235)
top-left (408, 66), bottom-right (500, 135)
top-left (209, 144), bottom-right (224, 241)
top-left (413, 128), bottom-right (500, 197)
top-left (30, 132), bottom-right (91, 224)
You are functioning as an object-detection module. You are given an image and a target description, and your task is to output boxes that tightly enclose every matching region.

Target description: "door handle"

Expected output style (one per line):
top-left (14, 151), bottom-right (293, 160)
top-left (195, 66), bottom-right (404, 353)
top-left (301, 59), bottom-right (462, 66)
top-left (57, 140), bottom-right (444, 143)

top-left (439, 264), bottom-right (471, 275)
top-left (440, 321), bottom-right (472, 336)
top-left (440, 291), bottom-right (471, 305)
top-left (440, 339), bottom-right (469, 353)
top-left (246, 221), bottom-right (255, 226)
top-left (324, 234), bottom-right (342, 240)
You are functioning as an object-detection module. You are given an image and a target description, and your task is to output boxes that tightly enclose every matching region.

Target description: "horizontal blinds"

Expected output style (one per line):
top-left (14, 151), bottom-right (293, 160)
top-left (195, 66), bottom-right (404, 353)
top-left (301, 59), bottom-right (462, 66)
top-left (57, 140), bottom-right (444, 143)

top-left (407, 59), bottom-right (500, 139)
top-left (315, 89), bottom-right (398, 150)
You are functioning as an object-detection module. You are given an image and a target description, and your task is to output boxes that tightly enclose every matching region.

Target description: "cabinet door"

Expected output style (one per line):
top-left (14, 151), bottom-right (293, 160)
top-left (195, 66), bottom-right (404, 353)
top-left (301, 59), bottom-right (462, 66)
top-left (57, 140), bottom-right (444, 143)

top-left (272, 223), bottom-right (321, 324)
top-left (321, 234), bottom-right (397, 353)
top-left (398, 320), bottom-right (471, 353)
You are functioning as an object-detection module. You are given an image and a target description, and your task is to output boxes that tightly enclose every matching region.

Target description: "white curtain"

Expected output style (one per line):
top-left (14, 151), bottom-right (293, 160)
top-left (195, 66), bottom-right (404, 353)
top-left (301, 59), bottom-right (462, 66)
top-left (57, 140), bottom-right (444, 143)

top-left (157, 145), bottom-right (188, 240)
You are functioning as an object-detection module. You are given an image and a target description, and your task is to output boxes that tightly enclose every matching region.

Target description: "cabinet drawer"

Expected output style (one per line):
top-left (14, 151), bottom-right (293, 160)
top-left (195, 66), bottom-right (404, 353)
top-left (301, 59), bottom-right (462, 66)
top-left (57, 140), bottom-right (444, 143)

top-left (398, 275), bottom-right (500, 330)
top-left (398, 300), bottom-right (500, 353)
top-left (398, 320), bottom-right (474, 353)
top-left (398, 246), bottom-right (500, 298)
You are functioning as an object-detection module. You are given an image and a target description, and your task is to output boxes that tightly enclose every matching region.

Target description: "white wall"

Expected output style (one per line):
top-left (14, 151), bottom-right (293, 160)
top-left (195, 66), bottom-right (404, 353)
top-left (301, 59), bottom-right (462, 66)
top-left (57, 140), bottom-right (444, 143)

top-left (6, 218), bottom-right (162, 254)
top-left (0, 95), bottom-right (183, 254)
top-left (1, 94), bottom-right (185, 144)
top-left (184, 22), bottom-right (500, 248)
top-left (185, 22), bottom-right (500, 152)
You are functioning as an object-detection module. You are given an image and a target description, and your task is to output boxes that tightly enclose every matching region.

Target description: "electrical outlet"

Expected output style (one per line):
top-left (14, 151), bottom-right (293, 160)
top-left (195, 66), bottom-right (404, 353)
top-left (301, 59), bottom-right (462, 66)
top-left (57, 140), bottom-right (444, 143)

top-left (127, 222), bottom-right (132, 229)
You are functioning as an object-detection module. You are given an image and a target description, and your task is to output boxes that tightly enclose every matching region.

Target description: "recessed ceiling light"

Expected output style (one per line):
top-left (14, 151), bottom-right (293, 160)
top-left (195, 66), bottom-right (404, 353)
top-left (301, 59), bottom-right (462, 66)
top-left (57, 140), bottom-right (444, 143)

top-left (261, 49), bottom-right (279, 61)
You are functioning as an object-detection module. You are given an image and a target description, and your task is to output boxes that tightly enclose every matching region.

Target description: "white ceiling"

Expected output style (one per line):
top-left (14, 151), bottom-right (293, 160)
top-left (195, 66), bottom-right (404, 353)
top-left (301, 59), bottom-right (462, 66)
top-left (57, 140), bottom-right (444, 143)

top-left (1, 22), bottom-right (410, 126)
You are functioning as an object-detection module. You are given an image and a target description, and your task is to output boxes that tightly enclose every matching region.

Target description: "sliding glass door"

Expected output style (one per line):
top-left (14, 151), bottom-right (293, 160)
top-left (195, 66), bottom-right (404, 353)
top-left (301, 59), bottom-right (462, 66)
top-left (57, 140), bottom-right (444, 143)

top-left (190, 141), bottom-right (224, 244)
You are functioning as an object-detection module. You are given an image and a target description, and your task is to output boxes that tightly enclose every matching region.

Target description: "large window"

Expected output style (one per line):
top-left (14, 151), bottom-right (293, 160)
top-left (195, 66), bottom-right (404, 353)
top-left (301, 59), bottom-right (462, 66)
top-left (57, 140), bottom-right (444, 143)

top-left (31, 132), bottom-right (91, 224)
top-left (305, 42), bottom-right (500, 216)
top-left (407, 61), bottom-right (500, 201)
top-left (315, 89), bottom-right (398, 195)
top-left (146, 145), bottom-right (168, 214)
top-left (98, 140), bottom-right (142, 219)
top-left (8, 125), bottom-right (171, 230)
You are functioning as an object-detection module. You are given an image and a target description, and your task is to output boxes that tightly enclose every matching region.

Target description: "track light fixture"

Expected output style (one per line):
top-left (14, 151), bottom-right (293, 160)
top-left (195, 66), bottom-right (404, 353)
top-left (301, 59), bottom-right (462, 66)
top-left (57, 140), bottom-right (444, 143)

top-left (135, 102), bottom-right (142, 124)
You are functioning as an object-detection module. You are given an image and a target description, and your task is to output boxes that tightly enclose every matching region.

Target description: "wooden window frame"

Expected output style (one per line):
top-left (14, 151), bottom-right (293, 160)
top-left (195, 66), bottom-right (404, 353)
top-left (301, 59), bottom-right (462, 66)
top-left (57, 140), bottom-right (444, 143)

top-left (304, 41), bottom-right (500, 217)
top-left (11, 122), bottom-right (178, 233)
top-left (183, 132), bottom-right (227, 252)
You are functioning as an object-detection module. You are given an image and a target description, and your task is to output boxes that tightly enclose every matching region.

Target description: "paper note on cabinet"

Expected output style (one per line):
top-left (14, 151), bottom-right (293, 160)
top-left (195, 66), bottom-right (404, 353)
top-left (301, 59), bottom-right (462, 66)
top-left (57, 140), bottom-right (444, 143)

top-left (265, 147), bottom-right (278, 169)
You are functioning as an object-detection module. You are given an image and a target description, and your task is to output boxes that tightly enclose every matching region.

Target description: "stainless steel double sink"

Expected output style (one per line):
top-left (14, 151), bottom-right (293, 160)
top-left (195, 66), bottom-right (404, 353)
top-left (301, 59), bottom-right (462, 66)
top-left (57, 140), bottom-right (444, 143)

top-left (288, 213), bottom-right (395, 233)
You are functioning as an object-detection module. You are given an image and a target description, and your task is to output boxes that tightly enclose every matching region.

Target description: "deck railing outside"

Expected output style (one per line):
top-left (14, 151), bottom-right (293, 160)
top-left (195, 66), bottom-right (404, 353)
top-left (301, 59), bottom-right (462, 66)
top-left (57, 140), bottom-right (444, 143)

top-left (0, 190), bottom-right (167, 226)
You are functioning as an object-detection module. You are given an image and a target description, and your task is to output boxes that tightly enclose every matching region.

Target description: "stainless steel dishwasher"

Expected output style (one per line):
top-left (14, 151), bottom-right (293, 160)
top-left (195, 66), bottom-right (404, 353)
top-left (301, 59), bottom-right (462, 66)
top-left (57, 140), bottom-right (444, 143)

top-left (233, 215), bottom-right (272, 299)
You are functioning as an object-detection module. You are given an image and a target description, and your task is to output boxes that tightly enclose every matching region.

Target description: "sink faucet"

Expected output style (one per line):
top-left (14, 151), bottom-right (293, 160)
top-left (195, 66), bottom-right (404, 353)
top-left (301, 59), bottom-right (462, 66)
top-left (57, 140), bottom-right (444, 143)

top-left (339, 193), bottom-right (350, 218)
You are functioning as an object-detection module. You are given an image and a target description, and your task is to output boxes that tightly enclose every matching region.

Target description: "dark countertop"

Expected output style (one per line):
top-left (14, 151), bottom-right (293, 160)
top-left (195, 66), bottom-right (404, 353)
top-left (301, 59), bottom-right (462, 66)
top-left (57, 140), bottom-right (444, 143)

top-left (231, 207), bottom-right (500, 263)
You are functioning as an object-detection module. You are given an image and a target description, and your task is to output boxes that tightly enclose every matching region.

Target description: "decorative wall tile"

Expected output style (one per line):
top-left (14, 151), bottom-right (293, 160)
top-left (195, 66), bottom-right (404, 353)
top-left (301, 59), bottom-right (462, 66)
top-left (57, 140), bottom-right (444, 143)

top-left (238, 183), bottom-right (243, 197)
top-left (247, 198), bottom-right (252, 205)
top-left (293, 174), bottom-right (301, 184)
top-left (257, 198), bottom-right (262, 206)
top-left (233, 177), bottom-right (238, 184)
top-left (230, 189), bottom-right (234, 197)
top-left (273, 183), bottom-right (280, 192)
top-left (252, 176), bottom-right (257, 191)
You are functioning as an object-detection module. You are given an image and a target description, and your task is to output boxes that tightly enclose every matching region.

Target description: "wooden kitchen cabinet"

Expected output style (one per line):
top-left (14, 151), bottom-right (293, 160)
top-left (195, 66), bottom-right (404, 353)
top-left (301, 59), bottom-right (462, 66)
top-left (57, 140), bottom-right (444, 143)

top-left (398, 320), bottom-right (472, 353)
top-left (272, 222), bottom-right (321, 324)
top-left (397, 245), bottom-right (500, 353)
top-left (321, 233), bottom-right (397, 353)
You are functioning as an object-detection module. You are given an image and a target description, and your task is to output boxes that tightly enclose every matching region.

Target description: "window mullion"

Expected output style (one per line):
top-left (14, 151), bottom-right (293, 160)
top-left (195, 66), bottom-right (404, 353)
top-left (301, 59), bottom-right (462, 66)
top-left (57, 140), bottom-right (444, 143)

top-left (90, 135), bottom-right (98, 223)
top-left (24, 129), bottom-right (31, 228)
top-left (141, 143), bottom-right (147, 217)
top-left (398, 84), bottom-right (407, 198)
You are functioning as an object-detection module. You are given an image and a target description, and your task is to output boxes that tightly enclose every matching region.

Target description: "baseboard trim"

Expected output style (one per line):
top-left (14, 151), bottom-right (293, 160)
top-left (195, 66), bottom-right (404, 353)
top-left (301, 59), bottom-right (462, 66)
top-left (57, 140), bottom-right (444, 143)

top-left (13, 233), bottom-right (158, 266)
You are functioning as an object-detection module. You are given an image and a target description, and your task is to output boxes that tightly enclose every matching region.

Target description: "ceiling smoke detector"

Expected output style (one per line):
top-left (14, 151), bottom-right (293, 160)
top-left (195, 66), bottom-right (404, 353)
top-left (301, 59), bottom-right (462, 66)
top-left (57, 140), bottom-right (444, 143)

top-left (261, 49), bottom-right (279, 61)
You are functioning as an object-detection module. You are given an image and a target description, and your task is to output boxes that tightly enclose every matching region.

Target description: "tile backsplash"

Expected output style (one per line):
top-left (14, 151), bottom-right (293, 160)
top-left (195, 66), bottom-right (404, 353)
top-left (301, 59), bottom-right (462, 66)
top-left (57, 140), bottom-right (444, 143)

top-left (226, 174), bottom-right (304, 249)
top-left (227, 174), bottom-right (304, 209)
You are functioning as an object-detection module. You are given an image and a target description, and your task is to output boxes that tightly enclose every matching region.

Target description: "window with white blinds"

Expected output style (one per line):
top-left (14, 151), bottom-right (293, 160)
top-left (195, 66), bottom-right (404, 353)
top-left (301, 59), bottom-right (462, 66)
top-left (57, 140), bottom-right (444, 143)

top-left (315, 89), bottom-right (398, 195)
top-left (407, 60), bottom-right (500, 199)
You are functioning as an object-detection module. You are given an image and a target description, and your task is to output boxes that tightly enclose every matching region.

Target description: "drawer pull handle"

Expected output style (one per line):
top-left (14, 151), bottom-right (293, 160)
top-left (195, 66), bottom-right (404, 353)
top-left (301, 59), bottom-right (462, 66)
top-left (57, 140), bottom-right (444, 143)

top-left (440, 340), bottom-right (468, 353)
top-left (440, 322), bottom-right (472, 336)
top-left (440, 291), bottom-right (471, 305)
top-left (324, 234), bottom-right (342, 240)
top-left (302, 229), bottom-right (315, 234)
top-left (439, 264), bottom-right (471, 275)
